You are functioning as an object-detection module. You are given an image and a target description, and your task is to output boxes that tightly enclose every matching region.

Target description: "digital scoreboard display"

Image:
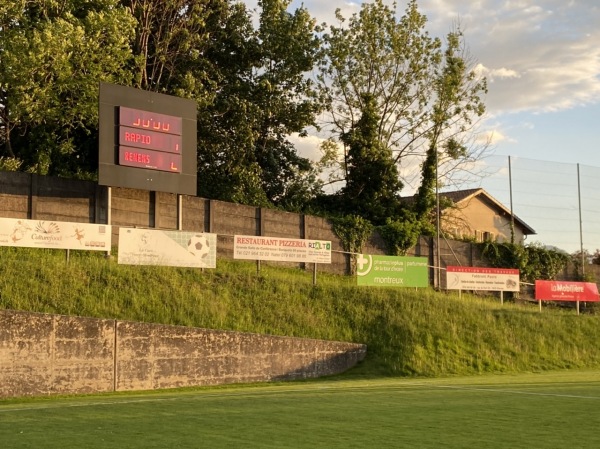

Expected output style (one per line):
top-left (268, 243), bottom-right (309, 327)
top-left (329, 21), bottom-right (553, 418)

top-left (118, 107), bottom-right (182, 173)
top-left (98, 83), bottom-right (197, 196)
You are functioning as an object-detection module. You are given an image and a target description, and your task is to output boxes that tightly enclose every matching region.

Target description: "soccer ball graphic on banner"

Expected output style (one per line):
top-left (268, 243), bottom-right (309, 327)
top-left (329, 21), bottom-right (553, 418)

top-left (187, 234), bottom-right (211, 259)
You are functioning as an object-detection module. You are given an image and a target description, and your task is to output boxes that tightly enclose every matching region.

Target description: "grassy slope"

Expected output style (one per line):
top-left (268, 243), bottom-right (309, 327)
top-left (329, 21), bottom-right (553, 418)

top-left (2, 247), bottom-right (600, 377)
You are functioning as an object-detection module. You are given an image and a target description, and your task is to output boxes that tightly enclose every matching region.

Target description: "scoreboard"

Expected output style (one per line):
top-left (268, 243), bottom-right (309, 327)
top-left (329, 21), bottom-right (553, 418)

top-left (98, 83), bottom-right (197, 195)
top-left (118, 107), bottom-right (183, 173)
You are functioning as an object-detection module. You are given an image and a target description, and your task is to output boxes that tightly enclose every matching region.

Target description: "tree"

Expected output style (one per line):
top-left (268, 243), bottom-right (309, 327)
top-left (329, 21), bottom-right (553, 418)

top-left (196, 0), bottom-right (325, 208)
top-left (251, 0), bottom-right (324, 208)
top-left (1, 0), bottom-right (325, 210)
top-left (1, 1), bottom-right (136, 176)
top-left (339, 93), bottom-right (402, 224)
top-left (318, 0), bottom-right (487, 220)
top-left (121, 0), bottom-right (267, 203)
top-left (0, 0), bottom-right (24, 160)
top-left (124, 0), bottom-right (218, 95)
top-left (414, 27), bottom-right (487, 222)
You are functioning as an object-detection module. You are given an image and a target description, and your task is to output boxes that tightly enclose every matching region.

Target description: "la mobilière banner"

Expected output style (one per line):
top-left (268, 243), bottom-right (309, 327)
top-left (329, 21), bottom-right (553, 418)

top-left (535, 280), bottom-right (600, 302)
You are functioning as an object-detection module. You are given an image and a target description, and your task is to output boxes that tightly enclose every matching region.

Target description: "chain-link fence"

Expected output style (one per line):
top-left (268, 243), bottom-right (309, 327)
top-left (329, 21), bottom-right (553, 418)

top-left (452, 155), bottom-right (600, 256)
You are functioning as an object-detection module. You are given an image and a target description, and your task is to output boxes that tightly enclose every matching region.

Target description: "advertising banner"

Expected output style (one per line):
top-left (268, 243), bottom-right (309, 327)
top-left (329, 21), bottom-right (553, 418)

top-left (446, 266), bottom-right (520, 292)
top-left (356, 255), bottom-right (429, 288)
top-left (535, 280), bottom-right (599, 302)
top-left (233, 235), bottom-right (331, 264)
top-left (0, 218), bottom-right (110, 251)
top-left (118, 228), bottom-right (216, 268)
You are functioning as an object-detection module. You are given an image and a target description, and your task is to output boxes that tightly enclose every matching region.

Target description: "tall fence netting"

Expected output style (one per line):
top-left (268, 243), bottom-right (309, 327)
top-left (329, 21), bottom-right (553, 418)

top-left (455, 155), bottom-right (600, 255)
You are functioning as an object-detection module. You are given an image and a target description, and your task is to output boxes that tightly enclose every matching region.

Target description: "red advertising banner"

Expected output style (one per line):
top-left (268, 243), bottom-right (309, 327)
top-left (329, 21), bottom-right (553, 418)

top-left (535, 280), bottom-right (599, 302)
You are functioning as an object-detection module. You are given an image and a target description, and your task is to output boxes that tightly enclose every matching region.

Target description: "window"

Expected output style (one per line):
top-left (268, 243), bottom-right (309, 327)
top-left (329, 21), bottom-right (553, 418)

top-left (483, 231), bottom-right (495, 242)
top-left (475, 231), bottom-right (495, 242)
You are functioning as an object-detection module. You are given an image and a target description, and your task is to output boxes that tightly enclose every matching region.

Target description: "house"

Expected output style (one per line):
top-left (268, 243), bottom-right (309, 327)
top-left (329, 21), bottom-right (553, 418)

top-left (438, 188), bottom-right (535, 244)
top-left (403, 188), bottom-right (536, 244)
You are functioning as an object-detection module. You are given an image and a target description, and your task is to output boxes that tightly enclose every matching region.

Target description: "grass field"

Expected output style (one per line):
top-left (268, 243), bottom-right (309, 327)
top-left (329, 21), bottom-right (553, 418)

top-left (2, 370), bottom-right (599, 448)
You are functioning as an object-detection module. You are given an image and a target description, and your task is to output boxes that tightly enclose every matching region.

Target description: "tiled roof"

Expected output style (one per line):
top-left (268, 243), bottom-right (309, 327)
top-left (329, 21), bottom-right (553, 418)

top-left (402, 188), bottom-right (536, 235)
top-left (437, 188), bottom-right (483, 204)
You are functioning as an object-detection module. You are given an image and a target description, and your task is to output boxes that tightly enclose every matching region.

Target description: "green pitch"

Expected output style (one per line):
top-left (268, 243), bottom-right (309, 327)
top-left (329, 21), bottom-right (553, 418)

top-left (1, 371), bottom-right (599, 448)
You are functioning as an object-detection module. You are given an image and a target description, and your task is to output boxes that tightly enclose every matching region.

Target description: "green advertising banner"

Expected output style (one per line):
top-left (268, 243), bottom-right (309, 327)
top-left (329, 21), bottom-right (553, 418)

top-left (356, 254), bottom-right (429, 288)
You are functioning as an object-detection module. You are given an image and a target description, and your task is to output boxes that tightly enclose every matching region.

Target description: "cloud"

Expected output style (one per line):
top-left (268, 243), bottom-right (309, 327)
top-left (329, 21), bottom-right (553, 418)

top-left (480, 128), bottom-right (511, 146)
top-left (288, 133), bottom-right (325, 162)
top-left (474, 63), bottom-right (520, 81)
top-left (417, 0), bottom-right (600, 115)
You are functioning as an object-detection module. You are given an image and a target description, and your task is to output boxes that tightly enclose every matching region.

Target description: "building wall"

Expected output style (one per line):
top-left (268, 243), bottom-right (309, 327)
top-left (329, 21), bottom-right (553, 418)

top-left (0, 309), bottom-right (366, 398)
top-left (443, 195), bottom-right (526, 244)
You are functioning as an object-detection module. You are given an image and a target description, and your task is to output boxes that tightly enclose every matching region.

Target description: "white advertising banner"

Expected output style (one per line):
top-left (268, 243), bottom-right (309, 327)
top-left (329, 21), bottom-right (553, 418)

top-left (446, 266), bottom-right (520, 292)
top-left (233, 235), bottom-right (331, 264)
top-left (118, 228), bottom-right (216, 268)
top-left (0, 217), bottom-right (110, 251)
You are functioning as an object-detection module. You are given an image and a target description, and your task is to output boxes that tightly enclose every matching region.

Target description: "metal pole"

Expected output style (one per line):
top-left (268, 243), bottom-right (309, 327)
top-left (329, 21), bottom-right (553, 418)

top-left (177, 194), bottom-right (183, 231)
top-left (577, 164), bottom-right (585, 277)
top-left (508, 156), bottom-right (515, 244)
top-left (436, 150), bottom-right (441, 289)
top-left (106, 186), bottom-right (112, 257)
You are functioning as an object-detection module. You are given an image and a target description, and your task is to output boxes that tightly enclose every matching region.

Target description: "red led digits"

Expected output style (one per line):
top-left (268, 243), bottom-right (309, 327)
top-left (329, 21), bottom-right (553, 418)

top-left (132, 117), bottom-right (171, 132)
top-left (117, 107), bottom-right (183, 172)
top-left (119, 107), bottom-right (182, 136)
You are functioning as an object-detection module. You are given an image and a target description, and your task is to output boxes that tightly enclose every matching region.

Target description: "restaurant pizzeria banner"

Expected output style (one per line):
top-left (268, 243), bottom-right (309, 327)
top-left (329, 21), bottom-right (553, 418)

top-left (535, 280), bottom-right (599, 302)
top-left (233, 235), bottom-right (331, 264)
top-left (118, 228), bottom-right (216, 268)
top-left (356, 254), bottom-right (429, 288)
top-left (0, 217), bottom-right (110, 251)
top-left (446, 266), bottom-right (520, 292)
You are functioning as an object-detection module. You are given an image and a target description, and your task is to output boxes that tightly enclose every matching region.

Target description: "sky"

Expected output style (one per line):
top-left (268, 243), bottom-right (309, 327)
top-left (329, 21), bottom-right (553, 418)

top-left (243, 0), bottom-right (600, 251)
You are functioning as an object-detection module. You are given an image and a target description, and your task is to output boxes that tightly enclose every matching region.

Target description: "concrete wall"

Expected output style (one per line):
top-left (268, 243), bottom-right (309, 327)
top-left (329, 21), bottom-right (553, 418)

top-left (0, 309), bottom-right (366, 398)
top-left (2, 171), bottom-right (588, 286)
top-left (0, 172), bottom-right (376, 274)
top-left (0, 172), bottom-right (463, 277)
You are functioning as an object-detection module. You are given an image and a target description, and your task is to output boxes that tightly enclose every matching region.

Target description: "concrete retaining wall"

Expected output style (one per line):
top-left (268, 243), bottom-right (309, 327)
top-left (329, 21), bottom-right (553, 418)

top-left (0, 310), bottom-right (367, 398)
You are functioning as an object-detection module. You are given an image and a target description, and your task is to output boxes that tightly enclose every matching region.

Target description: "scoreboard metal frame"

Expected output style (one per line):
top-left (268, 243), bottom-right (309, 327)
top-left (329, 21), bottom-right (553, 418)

top-left (98, 83), bottom-right (197, 195)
